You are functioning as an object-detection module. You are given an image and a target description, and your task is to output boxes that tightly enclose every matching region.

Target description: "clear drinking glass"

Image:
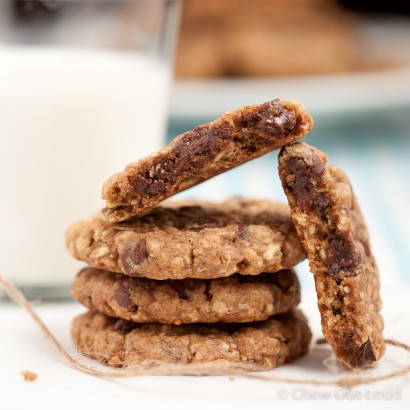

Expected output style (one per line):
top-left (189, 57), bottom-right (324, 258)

top-left (0, 0), bottom-right (180, 300)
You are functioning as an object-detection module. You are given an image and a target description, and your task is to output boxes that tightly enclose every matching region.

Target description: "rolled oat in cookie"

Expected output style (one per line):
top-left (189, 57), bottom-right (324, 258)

top-left (66, 198), bottom-right (306, 280)
top-left (278, 142), bottom-right (384, 369)
top-left (102, 99), bottom-right (313, 222)
top-left (71, 309), bottom-right (311, 369)
top-left (71, 267), bottom-right (301, 324)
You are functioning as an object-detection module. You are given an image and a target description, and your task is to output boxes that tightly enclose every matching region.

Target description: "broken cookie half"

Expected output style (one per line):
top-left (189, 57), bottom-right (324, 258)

top-left (103, 99), bottom-right (313, 223)
top-left (278, 142), bottom-right (384, 369)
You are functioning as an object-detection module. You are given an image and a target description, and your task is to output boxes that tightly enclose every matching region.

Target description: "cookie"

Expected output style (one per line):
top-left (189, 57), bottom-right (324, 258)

top-left (71, 309), bottom-right (311, 369)
top-left (66, 198), bottom-right (306, 280)
top-left (71, 267), bottom-right (301, 325)
top-left (102, 99), bottom-right (313, 222)
top-left (176, 0), bottom-right (362, 78)
top-left (278, 142), bottom-right (384, 369)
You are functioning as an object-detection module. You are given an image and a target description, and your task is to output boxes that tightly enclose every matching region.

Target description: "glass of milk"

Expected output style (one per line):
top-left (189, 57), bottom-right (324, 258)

top-left (0, 0), bottom-right (180, 299)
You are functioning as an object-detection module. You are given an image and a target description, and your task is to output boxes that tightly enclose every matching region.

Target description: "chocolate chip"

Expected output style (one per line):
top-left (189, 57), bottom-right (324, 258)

top-left (174, 127), bottom-right (227, 172)
top-left (207, 123), bottom-right (234, 153)
top-left (328, 237), bottom-right (360, 274)
top-left (356, 341), bottom-right (377, 367)
top-left (116, 283), bottom-right (132, 307)
top-left (339, 335), bottom-right (377, 367)
top-left (287, 155), bottom-right (329, 212)
top-left (168, 282), bottom-right (189, 300)
top-left (116, 283), bottom-right (138, 312)
top-left (147, 180), bottom-right (167, 195)
top-left (131, 178), bottom-right (149, 194)
top-left (178, 128), bottom-right (220, 161)
top-left (204, 280), bottom-right (213, 302)
top-left (121, 239), bottom-right (148, 276)
top-left (112, 319), bottom-right (137, 332)
top-left (239, 100), bottom-right (296, 137)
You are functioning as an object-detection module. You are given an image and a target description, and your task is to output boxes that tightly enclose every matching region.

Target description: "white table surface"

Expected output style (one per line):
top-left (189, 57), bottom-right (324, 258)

top-left (1, 286), bottom-right (409, 410)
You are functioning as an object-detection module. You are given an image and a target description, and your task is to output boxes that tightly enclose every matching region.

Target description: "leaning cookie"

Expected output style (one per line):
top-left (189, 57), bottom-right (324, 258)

top-left (102, 99), bottom-right (313, 222)
top-left (66, 198), bottom-right (306, 280)
top-left (278, 142), bottom-right (384, 369)
top-left (71, 309), bottom-right (311, 370)
top-left (71, 268), bottom-right (301, 325)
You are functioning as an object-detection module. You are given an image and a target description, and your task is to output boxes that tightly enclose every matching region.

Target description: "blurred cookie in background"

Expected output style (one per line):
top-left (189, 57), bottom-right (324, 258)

top-left (175, 0), bottom-right (404, 78)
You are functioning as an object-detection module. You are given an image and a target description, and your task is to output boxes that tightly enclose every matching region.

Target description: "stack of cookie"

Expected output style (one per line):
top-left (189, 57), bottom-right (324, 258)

top-left (67, 198), bottom-right (311, 369)
top-left (66, 98), bottom-right (384, 371)
top-left (66, 99), bottom-right (314, 371)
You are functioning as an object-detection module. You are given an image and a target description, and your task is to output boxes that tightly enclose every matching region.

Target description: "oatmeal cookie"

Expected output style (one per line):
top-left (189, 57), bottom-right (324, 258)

top-left (71, 309), bottom-right (311, 369)
top-left (71, 267), bottom-right (301, 324)
top-left (278, 142), bottom-right (384, 369)
top-left (102, 99), bottom-right (313, 222)
top-left (66, 198), bottom-right (306, 280)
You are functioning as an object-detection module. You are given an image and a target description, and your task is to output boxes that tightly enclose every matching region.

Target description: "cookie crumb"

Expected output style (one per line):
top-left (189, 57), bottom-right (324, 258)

top-left (21, 370), bottom-right (38, 382)
top-left (316, 338), bottom-right (327, 345)
top-left (229, 376), bottom-right (236, 381)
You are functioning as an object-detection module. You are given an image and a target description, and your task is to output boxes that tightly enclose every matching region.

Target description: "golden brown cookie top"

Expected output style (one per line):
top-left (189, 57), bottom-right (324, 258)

top-left (66, 198), bottom-right (306, 280)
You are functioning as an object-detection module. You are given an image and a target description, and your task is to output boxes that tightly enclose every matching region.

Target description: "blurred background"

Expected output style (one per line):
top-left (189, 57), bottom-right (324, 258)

top-left (169, 0), bottom-right (410, 291)
top-left (0, 0), bottom-right (409, 297)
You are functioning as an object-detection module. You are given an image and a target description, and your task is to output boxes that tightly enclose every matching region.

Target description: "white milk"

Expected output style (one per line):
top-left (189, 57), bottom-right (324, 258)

top-left (0, 46), bottom-right (170, 286)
